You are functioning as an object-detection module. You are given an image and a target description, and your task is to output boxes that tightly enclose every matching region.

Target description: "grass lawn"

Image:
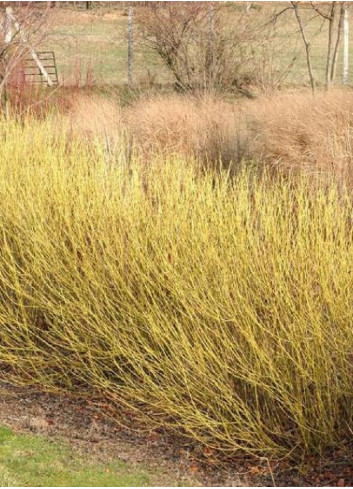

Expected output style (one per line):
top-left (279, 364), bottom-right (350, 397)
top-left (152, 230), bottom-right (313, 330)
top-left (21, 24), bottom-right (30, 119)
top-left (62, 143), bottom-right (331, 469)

top-left (0, 426), bottom-right (188, 487)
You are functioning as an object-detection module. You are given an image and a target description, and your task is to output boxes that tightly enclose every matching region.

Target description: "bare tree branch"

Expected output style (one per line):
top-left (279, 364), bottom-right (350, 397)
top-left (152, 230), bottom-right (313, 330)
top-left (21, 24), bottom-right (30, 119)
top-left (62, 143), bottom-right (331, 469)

top-left (310, 2), bottom-right (331, 20)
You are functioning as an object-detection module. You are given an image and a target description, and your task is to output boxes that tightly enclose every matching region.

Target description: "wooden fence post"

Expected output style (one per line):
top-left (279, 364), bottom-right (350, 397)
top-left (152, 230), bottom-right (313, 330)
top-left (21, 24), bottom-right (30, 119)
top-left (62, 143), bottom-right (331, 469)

top-left (343, 4), bottom-right (349, 85)
top-left (127, 6), bottom-right (133, 87)
top-left (4, 7), bottom-right (13, 44)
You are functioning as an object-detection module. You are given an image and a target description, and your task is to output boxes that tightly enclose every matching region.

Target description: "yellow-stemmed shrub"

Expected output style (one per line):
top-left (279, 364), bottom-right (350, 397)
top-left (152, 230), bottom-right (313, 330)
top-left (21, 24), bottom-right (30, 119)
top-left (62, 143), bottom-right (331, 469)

top-left (0, 117), bottom-right (353, 458)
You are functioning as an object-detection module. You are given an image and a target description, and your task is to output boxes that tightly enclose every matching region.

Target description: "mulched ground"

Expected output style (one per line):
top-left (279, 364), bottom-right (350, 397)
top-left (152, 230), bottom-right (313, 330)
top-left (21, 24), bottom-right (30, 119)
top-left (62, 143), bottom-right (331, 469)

top-left (0, 382), bottom-right (353, 487)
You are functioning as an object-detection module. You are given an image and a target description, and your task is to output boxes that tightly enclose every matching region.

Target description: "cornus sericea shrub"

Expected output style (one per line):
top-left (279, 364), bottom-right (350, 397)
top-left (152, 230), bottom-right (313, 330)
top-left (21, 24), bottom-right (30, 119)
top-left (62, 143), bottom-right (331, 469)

top-left (1, 118), bottom-right (353, 458)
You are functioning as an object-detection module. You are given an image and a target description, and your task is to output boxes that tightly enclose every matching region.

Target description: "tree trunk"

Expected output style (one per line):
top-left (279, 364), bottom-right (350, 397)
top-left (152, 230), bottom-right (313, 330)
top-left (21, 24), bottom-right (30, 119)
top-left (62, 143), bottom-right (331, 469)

top-left (292, 2), bottom-right (316, 95)
top-left (330, 2), bottom-right (345, 84)
top-left (325, 3), bottom-right (336, 90)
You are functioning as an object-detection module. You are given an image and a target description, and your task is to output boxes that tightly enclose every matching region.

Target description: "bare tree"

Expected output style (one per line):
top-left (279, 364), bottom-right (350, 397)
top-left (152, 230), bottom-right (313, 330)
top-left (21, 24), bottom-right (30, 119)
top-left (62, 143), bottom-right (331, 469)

top-left (139, 2), bottom-right (300, 95)
top-left (138, 3), bottom-right (205, 90)
top-left (138, 2), bottom-right (266, 94)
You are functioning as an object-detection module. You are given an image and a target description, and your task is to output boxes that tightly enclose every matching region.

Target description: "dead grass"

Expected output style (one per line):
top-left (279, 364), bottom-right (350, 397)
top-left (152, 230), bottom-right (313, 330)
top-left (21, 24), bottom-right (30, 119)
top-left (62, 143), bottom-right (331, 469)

top-left (248, 89), bottom-right (353, 185)
top-left (126, 93), bottom-right (249, 167)
top-left (125, 89), bottom-right (353, 184)
top-left (65, 92), bottom-right (122, 139)
top-left (12, 86), bottom-right (353, 184)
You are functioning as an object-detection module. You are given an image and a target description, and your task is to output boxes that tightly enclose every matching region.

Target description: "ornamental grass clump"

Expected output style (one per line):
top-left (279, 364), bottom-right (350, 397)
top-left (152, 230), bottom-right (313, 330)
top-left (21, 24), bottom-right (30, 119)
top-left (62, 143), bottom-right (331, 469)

top-left (0, 117), bottom-right (353, 458)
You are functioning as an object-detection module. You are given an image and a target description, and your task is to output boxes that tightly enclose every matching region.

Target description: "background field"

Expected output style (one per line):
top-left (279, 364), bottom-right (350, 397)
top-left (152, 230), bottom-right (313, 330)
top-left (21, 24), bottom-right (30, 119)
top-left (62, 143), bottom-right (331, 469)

top-left (39, 2), bottom-right (353, 89)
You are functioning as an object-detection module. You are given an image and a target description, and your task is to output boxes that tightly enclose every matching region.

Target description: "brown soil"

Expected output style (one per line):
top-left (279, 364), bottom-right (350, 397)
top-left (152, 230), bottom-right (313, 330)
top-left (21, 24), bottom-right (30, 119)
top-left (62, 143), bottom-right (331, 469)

top-left (0, 383), bottom-right (246, 486)
top-left (1, 382), bottom-right (353, 487)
